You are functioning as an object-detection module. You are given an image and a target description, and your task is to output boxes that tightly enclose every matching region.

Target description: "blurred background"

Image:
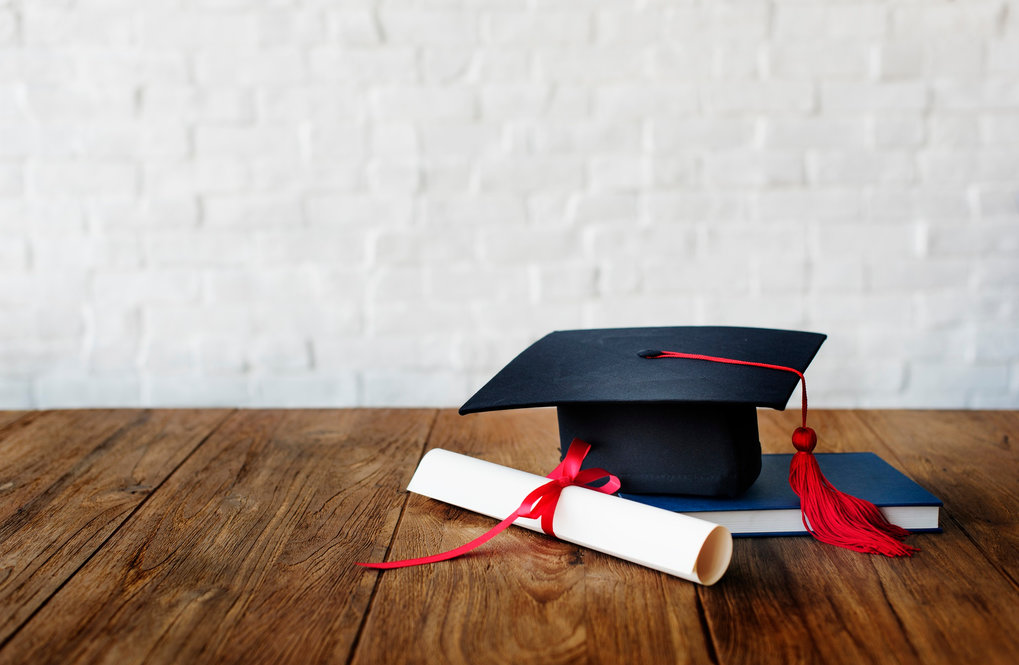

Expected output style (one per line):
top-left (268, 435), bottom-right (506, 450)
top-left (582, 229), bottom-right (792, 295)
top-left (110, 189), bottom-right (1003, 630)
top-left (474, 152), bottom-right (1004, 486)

top-left (0, 0), bottom-right (1017, 409)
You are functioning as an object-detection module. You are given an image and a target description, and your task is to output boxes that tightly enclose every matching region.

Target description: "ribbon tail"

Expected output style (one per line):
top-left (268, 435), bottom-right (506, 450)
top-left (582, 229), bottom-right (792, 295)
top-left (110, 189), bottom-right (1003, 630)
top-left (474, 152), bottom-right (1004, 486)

top-left (357, 508), bottom-right (524, 570)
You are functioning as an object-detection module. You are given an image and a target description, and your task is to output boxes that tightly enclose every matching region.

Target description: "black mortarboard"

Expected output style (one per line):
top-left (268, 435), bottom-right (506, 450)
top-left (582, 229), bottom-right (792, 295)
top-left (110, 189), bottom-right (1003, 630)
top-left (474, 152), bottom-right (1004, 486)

top-left (459, 326), bottom-right (826, 497)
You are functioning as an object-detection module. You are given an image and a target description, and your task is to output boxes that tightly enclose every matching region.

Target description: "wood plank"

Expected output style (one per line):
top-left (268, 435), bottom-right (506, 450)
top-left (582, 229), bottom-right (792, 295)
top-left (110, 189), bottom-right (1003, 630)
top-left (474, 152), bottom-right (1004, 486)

top-left (0, 409), bottom-right (435, 665)
top-left (353, 408), bottom-right (716, 665)
top-left (853, 409), bottom-right (1019, 584)
top-left (0, 411), bottom-right (28, 432)
top-left (696, 410), bottom-right (1019, 665)
top-left (846, 410), bottom-right (1019, 662)
top-left (0, 409), bottom-right (230, 645)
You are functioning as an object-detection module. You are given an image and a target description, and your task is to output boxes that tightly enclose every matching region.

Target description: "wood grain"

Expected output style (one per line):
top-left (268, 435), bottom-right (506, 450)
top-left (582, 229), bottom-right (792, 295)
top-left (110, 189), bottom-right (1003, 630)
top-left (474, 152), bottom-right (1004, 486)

top-left (0, 411), bottom-right (28, 430)
top-left (0, 408), bottom-right (1016, 665)
top-left (0, 409), bottom-right (435, 665)
top-left (353, 408), bottom-right (715, 665)
top-left (0, 409), bottom-right (230, 645)
top-left (696, 409), bottom-right (1019, 665)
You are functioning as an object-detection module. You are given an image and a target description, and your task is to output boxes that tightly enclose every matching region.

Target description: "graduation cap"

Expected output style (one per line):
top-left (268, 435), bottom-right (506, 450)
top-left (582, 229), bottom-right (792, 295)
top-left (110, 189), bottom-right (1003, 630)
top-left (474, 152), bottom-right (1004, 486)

top-left (461, 326), bottom-right (919, 557)
top-left (460, 326), bottom-right (823, 497)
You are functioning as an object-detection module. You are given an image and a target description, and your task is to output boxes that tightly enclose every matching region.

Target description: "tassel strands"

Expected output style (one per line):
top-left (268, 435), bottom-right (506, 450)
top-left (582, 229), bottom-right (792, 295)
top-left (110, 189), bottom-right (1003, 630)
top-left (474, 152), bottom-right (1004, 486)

top-left (641, 350), bottom-right (918, 557)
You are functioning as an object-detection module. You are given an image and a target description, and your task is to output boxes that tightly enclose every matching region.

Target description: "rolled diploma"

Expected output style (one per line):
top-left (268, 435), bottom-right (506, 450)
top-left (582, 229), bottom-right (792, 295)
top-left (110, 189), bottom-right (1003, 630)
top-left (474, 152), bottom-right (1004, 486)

top-left (407, 449), bottom-right (733, 586)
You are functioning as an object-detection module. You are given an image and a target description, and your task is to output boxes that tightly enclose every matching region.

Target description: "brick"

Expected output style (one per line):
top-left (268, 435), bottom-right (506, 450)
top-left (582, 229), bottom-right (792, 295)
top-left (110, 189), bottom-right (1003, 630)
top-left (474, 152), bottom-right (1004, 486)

top-left (419, 122), bottom-right (506, 157)
top-left (373, 228), bottom-right (474, 265)
top-left (929, 115), bottom-right (980, 148)
top-left (22, 86), bottom-right (135, 123)
top-left (653, 117), bottom-right (757, 151)
top-left (0, 235), bottom-right (27, 270)
top-left (646, 191), bottom-right (750, 223)
top-left (427, 265), bottom-right (530, 302)
top-left (821, 82), bottom-right (927, 111)
top-left (362, 369), bottom-right (466, 407)
top-left (590, 156), bottom-right (650, 191)
top-left (932, 80), bottom-right (1019, 110)
top-left (194, 48), bottom-right (307, 86)
top-left (866, 187), bottom-right (972, 221)
top-left (326, 10), bottom-right (382, 46)
top-left (142, 86), bottom-right (254, 123)
top-left (0, 10), bottom-right (16, 46)
top-left (534, 264), bottom-right (598, 301)
top-left (420, 47), bottom-right (476, 85)
top-left (248, 335), bottom-right (312, 372)
top-left (810, 257), bottom-right (866, 293)
top-left (667, 4), bottom-right (770, 38)
top-left (869, 258), bottom-right (972, 291)
top-left (809, 151), bottom-right (915, 186)
top-left (594, 10), bottom-right (662, 44)
top-left (0, 161), bottom-right (20, 196)
top-left (477, 156), bottom-right (584, 193)
top-left (76, 51), bottom-right (190, 87)
top-left (144, 159), bottom-right (249, 196)
top-left (988, 40), bottom-right (1019, 73)
top-left (468, 48), bottom-right (533, 83)
top-left (91, 269), bottom-right (201, 306)
top-left (572, 193), bottom-right (640, 224)
top-left (975, 257), bottom-right (1019, 288)
top-left (483, 10), bottom-right (590, 45)
top-left (308, 47), bottom-right (417, 84)
top-left (703, 151), bottom-right (804, 186)
top-left (890, 3), bottom-right (1004, 37)
top-left (704, 82), bottom-right (814, 113)
top-left (872, 115), bottom-right (926, 149)
top-left (481, 227), bottom-right (578, 264)
top-left (204, 267), bottom-right (319, 304)
top-left (379, 9), bottom-right (477, 46)
top-left (257, 9), bottom-right (325, 46)
top-left (137, 10), bottom-right (258, 49)
top-left (587, 294), bottom-right (699, 328)
top-left (762, 117), bottom-right (868, 150)
top-left (0, 379), bottom-right (32, 409)
top-left (537, 47), bottom-right (648, 82)
top-left (195, 126), bottom-right (301, 159)
top-left (814, 222), bottom-right (916, 257)
top-left (774, 4), bottom-right (886, 39)
top-left (314, 335), bottom-right (456, 373)
top-left (768, 42), bottom-right (870, 78)
top-left (756, 189), bottom-right (863, 222)
top-left (306, 194), bottom-right (413, 227)
top-left (250, 374), bottom-right (358, 408)
top-left (973, 186), bottom-right (1019, 217)
top-left (31, 232), bottom-right (142, 270)
top-left (373, 86), bottom-right (476, 121)
top-left (23, 8), bottom-right (136, 47)
top-left (35, 372), bottom-right (141, 409)
top-left (981, 113), bottom-right (1019, 143)
top-left (204, 194), bottom-right (302, 228)
top-left (145, 231), bottom-right (256, 267)
top-left (144, 375), bottom-right (250, 407)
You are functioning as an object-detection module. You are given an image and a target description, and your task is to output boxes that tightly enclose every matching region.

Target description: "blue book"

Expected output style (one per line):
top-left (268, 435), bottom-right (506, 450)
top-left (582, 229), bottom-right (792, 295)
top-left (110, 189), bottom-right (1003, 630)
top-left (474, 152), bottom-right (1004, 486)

top-left (619, 453), bottom-right (942, 537)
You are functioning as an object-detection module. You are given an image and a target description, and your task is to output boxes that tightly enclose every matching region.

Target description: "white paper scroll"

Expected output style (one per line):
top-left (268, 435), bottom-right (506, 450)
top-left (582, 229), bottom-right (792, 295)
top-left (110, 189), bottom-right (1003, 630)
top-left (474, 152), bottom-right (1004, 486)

top-left (407, 449), bottom-right (733, 586)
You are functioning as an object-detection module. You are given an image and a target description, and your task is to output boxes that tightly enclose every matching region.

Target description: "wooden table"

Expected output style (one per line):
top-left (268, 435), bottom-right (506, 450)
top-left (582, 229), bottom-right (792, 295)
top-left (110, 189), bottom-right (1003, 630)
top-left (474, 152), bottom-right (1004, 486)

top-left (0, 408), bottom-right (1016, 664)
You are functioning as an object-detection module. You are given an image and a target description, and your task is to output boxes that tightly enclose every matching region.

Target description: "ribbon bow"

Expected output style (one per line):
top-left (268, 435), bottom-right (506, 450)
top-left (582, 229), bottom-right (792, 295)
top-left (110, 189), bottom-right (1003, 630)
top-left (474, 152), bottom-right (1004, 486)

top-left (358, 439), bottom-right (620, 570)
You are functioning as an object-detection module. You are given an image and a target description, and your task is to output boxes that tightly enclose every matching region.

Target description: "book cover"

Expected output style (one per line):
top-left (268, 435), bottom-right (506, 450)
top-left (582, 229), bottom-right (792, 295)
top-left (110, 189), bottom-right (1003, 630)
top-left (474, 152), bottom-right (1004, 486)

top-left (619, 452), bottom-right (942, 537)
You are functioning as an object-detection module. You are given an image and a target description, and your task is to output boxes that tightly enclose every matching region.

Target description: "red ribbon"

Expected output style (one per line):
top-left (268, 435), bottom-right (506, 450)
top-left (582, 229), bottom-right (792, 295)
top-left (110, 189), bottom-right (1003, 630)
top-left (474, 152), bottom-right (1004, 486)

top-left (358, 439), bottom-right (620, 570)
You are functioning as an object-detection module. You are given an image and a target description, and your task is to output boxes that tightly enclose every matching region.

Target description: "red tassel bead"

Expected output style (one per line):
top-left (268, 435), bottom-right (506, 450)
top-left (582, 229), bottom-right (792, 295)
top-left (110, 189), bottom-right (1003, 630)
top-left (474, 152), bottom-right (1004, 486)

top-left (791, 426), bottom-right (817, 452)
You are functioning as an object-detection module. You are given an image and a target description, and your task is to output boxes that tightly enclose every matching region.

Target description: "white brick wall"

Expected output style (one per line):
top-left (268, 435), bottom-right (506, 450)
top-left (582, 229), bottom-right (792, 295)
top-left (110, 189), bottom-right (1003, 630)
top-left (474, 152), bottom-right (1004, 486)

top-left (1, 0), bottom-right (1017, 409)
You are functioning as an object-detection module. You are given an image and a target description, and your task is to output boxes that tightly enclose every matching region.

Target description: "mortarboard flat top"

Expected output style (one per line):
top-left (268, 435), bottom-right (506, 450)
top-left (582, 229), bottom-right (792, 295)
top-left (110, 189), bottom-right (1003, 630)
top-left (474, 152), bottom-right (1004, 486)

top-left (460, 326), bottom-right (826, 414)
top-left (460, 326), bottom-right (827, 497)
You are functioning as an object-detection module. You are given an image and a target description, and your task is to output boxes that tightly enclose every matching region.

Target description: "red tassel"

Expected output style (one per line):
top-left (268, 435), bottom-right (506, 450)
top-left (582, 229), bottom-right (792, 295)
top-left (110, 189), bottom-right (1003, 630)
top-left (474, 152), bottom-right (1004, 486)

top-left (642, 350), bottom-right (920, 557)
top-left (789, 427), bottom-right (917, 557)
